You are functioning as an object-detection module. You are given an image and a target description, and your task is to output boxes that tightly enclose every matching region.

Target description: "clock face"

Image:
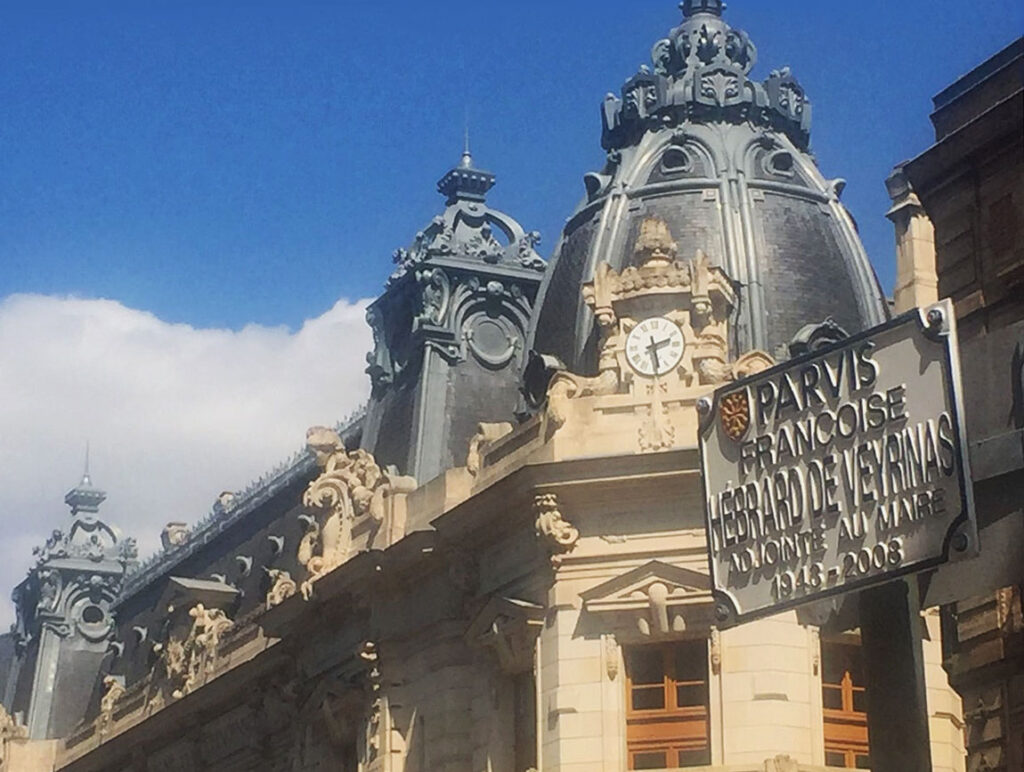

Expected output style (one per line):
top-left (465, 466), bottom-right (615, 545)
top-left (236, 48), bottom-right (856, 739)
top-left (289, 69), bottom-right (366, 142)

top-left (625, 317), bottom-right (685, 377)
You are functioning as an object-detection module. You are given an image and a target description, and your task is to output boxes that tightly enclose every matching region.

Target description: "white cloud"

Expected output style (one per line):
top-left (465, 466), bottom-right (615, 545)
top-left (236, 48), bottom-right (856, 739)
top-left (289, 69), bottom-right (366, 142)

top-left (0, 293), bottom-right (373, 629)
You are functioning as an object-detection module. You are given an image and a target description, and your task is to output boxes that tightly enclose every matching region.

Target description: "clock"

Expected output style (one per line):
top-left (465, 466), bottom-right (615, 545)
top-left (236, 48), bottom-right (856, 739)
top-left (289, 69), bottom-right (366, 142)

top-left (625, 317), bottom-right (685, 377)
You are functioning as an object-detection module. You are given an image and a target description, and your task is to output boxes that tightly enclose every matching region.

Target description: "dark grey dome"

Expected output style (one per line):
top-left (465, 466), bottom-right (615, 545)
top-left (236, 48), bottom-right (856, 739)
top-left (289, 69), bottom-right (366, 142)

top-left (528, 1), bottom-right (888, 373)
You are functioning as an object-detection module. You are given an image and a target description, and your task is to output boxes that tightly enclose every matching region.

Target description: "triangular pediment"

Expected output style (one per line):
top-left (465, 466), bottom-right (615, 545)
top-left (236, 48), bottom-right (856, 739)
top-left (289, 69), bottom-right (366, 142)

top-left (580, 561), bottom-right (711, 612)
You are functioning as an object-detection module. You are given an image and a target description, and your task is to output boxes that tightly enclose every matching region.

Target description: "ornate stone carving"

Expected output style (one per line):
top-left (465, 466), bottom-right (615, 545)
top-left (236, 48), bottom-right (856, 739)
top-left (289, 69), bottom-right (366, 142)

top-left (414, 267), bottom-right (451, 327)
top-left (365, 305), bottom-right (395, 391)
top-left (546, 368), bottom-right (620, 429)
top-left (265, 568), bottom-right (297, 610)
top-left (32, 513), bottom-right (120, 564)
top-left (298, 427), bottom-right (411, 600)
top-left (581, 561), bottom-right (714, 637)
top-left (466, 597), bottom-right (545, 674)
top-left (730, 350), bottom-right (775, 381)
top-left (160, 603), bottom-right (235, 700)
top-left (534, 493), bottom-right (579, 556)
top-left (160, 522), bottom-right (189, 551)
top-left (638, 381), bottom-right (676, 454)
top-left (788, 317), bottom-right (849, 358)
top-left (0, 703), bottom-right (28, 766)
top-left (603, 635), bottom-right (620, 681)
top-left (359, 641), bottom-right (383, 761)
top-left (466, 422), bottom-right (514, 476)
top-left (710, 627), bottom-right (722, 675)
top-left (98, 675), bottom-right (125, 735)
top-left (604, 4), bottom-right (811, 152)
top-left (517, 231), bottom-right (545, 270)
top-left (545, 218), bottom-right (753, 437)
top-left (763, 755), bottom-right (800, 772)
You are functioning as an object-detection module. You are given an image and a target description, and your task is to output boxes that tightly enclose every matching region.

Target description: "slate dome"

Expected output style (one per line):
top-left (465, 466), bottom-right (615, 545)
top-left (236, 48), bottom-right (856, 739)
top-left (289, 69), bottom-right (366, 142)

top-left (528, 0), bottom-right (888, 372)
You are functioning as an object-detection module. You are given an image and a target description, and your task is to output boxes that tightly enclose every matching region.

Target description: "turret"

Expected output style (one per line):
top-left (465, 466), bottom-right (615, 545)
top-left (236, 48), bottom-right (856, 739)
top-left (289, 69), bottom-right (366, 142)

top-left (361, 148), bottom-right (547, 482)
top-left (6, 457), bottom-right (136, 738)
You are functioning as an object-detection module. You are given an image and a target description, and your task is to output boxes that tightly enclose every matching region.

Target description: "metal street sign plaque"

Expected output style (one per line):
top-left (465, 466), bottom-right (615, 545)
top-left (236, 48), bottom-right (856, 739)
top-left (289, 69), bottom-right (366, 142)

top-left (698, 300), bottom-right (976, 625)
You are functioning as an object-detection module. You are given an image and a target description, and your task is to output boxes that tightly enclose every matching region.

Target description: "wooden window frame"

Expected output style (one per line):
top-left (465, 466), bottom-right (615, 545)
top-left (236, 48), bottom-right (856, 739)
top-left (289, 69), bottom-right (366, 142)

top-left (625, 640), bottom-right (711, 770)
top-left (821, 639), bottom-right (870, 769)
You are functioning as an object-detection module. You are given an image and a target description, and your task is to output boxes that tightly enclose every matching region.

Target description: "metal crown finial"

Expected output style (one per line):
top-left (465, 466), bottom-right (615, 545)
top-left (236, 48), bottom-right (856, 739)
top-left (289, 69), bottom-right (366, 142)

top-left (680, 0), bottom-right (724, 18)
top-left (66, 442), bottom-right (106, 515)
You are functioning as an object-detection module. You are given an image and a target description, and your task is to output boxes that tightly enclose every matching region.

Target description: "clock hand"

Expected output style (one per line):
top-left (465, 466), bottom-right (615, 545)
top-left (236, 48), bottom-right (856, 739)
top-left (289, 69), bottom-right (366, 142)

top-left (647, 336), bottom-right (661, 371)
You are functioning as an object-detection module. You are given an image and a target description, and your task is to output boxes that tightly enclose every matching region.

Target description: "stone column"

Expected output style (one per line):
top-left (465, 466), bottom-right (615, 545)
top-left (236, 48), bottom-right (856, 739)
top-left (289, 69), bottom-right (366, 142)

top-left (887, 164), bottom-right (939, 313)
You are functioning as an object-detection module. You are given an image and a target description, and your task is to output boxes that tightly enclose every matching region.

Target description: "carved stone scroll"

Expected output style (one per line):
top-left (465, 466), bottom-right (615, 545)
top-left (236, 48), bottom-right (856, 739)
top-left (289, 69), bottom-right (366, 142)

top-left (298, 427), bottom-right (413, 600)
top-left (265, 569), bottom-right (297, 610)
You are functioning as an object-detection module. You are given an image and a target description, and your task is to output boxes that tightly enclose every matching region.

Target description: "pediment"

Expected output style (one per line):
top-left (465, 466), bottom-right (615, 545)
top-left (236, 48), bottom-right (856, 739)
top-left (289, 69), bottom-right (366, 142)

top-left (580, 560), bottom-right (711, 614)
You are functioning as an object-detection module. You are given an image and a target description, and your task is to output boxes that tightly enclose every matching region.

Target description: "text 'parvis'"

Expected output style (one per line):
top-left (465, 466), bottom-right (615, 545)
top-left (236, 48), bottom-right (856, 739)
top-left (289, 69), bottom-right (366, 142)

top-left (707, 341), bottom-right (958, 559)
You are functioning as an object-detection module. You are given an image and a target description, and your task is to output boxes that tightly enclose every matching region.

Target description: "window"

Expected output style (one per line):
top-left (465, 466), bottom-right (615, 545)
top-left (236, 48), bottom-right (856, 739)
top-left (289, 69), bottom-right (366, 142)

top-left (821, 640), bottom-right (870, 769)
top-left (625, 640), bottom-right (711, 769)
top-left (514, 672), bottom-right (537, 771)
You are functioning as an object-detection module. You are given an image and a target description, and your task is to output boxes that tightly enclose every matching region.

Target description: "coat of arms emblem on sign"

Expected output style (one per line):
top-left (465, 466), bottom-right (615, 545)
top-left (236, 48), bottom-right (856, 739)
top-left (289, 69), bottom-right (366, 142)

top-left (719, 390), bottom-right (750, 441)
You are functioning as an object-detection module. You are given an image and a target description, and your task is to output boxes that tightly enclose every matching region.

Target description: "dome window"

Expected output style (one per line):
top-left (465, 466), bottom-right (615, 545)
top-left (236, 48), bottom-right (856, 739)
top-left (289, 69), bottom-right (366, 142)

top-left (660, 146), bottom-right (693, 175)
top-left (764, 149), bottom-right (796, 178)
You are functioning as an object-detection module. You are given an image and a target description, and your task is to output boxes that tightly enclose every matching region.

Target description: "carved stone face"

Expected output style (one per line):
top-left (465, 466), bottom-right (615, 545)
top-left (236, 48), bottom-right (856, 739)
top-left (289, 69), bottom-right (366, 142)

top-left (305, 426), bottom-right (344, 467)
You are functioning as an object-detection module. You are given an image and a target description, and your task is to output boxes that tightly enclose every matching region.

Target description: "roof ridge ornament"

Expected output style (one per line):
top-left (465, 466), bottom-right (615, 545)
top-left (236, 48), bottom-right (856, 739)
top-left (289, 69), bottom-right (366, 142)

top-left (436, 146), bottom-right (495, 205)
top-left (601, 3), bottom-right (811, 152)
top-left (385, 145), bottom-right (546, 292)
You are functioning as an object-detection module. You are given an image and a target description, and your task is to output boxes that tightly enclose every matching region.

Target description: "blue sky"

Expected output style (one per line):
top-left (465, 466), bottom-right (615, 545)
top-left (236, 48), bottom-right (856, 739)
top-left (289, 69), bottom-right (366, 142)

top-left (2, 0), bottom-right (1022, 330)
top-left (0, 2), bottom-right (1020, 627)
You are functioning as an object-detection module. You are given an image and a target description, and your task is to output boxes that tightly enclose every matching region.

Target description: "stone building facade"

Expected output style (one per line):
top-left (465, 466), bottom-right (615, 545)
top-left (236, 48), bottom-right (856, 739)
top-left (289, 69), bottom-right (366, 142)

top-left (894, 36), bottom-right (1024, 772)
top-left (0, 3), bottom-right (991, 771)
